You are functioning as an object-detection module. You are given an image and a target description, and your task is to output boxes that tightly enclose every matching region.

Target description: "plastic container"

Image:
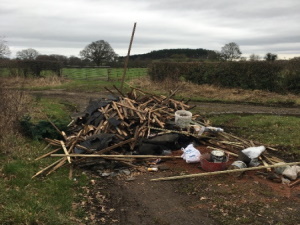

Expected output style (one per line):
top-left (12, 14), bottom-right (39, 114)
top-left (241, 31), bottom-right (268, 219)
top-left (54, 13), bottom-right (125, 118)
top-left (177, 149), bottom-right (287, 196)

top-left (200, 153), bottom-right (228, 172)
top-left (229, 161), bottom-right (247, 170)
top-left (175, 110), bottom-right (192, 128)
top-left (228, 161), bottom-right (247, 177)
top-left (210, 150), bottom-right (226, 163)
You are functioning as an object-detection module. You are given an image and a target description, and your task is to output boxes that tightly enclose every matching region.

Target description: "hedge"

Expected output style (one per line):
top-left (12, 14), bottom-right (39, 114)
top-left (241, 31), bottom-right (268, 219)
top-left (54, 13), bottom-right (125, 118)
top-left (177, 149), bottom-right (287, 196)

top-left (148, 61), bottom-right (300, 93)
top-left (0, 60), bottom-right (62, 77)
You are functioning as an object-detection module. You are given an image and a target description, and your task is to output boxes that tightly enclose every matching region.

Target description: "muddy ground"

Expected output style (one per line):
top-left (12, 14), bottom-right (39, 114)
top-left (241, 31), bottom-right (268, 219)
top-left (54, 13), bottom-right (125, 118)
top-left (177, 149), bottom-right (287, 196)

top-left (32, 90), bottom-right (300, 225)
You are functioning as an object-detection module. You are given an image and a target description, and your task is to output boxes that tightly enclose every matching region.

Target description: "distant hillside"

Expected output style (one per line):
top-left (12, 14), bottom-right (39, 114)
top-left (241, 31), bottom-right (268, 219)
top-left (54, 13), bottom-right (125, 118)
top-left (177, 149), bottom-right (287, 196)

top-left (128, 48), bottom-right (217, 60)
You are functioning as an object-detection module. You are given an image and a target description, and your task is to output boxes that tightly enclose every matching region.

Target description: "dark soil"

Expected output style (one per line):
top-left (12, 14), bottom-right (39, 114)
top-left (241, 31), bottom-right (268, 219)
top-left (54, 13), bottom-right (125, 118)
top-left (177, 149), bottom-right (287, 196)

top-left (79, 155), bottom-right (300, 225)
top-left (32, 90), bottom-right (300, 225)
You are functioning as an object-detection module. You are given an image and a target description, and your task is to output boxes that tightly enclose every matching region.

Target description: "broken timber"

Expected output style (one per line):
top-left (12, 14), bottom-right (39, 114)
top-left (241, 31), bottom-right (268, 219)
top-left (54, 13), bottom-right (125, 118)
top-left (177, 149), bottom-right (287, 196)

top-left (151, 161), bottom-right (300, 181)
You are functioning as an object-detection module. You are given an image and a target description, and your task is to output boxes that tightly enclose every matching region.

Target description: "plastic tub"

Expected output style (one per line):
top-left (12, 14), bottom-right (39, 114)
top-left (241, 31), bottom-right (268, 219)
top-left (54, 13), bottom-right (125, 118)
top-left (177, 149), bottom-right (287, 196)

top-left (200, 153), bottom-right (228, 172)
top-left (175, 110), bottom-right (192, 128)
top-left (229, 161), bottom-right (247, 170)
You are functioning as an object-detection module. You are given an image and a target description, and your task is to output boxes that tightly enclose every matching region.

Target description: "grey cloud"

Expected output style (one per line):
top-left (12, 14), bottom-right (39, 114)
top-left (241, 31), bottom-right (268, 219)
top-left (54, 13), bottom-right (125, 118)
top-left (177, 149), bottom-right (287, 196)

top-left (1, 0), bottom-right (300, 58)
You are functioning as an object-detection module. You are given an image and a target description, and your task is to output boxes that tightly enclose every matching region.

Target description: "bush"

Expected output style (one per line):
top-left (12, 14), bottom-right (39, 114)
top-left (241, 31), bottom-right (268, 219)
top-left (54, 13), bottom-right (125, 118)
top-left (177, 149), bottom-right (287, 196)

top-left (149, 61), bottom-right (300, 93)
top-left (2, 60), bottom-right (62, 77)
top-left (282, 60), bottom-right (300, 94)
top-left (20, 115), bottom-right (68, 140)
top-left (148, 62), bottom-right (194, 82)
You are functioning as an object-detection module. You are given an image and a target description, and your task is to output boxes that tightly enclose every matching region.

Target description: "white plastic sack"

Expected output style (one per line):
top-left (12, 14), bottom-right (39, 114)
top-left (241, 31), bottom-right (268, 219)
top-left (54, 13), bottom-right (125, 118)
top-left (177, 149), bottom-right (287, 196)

top-left (241, 146), bottom-right (266, 159)
top-left (181, 143), bottom-right (201, 163)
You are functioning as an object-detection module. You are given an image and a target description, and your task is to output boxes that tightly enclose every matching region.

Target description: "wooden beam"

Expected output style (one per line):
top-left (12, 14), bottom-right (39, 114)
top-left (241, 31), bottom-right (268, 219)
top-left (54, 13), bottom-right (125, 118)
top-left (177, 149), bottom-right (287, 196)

top-left (51, 154), bottom-right (181, 159)
top-left (97, 138), bottom-right (135, 154)
top-left (120, 22), bottom-right (137, 92)
top-left (60, 141), bottom-right (71, 164)
top-left (151, 161), bottom-right (300, 181)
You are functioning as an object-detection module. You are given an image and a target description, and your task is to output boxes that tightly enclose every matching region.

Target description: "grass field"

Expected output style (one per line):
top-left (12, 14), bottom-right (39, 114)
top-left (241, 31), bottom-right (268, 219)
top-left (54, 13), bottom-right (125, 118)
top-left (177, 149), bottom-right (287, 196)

top-left (0, 67), bottom-right (148, 81)
top-left (208, 114), bottom-right (300, 156)
top-left (62, 67), bottom-right (147, 80)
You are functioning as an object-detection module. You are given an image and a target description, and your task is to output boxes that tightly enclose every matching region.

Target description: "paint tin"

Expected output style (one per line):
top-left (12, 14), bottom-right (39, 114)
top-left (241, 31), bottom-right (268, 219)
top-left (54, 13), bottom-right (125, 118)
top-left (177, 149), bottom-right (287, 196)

top-left (210, 150), bottom-right (226, 163)
top-left (229, 161), bottom-right (247, 170)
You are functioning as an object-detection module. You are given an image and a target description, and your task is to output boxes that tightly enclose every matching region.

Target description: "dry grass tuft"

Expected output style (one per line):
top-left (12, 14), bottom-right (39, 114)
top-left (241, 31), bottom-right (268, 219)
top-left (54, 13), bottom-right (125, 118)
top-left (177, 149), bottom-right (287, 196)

top-left (0, 85), bottom-right (32, 153)
top-left (129, 77), bottom-right (300, 105)
top-left (0, 75), bottom-right (67, 89)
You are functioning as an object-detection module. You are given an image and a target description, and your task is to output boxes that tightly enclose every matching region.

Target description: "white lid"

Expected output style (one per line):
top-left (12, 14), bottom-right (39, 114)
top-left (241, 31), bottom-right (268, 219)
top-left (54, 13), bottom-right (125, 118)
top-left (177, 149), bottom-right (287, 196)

top-left (211, 150), bottom-right (225, 157)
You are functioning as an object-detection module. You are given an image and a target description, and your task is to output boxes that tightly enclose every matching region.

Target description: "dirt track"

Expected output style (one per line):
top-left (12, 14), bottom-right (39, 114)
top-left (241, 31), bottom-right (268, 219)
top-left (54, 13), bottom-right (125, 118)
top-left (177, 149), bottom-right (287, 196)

top-left (31, 90), bottom-right (300, 116)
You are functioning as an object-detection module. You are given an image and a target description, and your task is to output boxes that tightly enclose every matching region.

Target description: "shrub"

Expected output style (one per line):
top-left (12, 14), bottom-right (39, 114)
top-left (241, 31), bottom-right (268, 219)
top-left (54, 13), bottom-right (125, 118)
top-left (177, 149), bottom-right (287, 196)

top-left (3, 60), bottom-right (62, 77)
top-left (20, 115), bottom-right (68, 140)
top-left (0, 88), bottom-right (31, 138)
top-left (148, 61), bottom-right (300, 93)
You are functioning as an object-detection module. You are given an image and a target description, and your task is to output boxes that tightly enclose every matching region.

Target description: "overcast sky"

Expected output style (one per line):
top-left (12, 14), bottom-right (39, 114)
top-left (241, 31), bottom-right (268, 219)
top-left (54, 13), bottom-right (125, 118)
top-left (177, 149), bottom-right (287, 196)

top-left (1, 0), bottom-right (300, 59)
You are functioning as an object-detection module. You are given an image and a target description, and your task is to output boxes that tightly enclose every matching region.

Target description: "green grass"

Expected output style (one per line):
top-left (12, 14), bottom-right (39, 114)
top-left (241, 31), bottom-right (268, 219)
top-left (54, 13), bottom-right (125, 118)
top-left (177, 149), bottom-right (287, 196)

top-left (0, 97), bottom-right (89, 224)
top-left (62, 67), bottom-right (147, 81)
top-left (34, 97), bottom-right (72, 119)
top-left (0, 68), bottom-right (10, 76)
top-left (57, 79), bottom-right (122, 92)
top-left (208, 114), bottom-right (300, 154)
top-left (0, 136), bottom-right (89, 224)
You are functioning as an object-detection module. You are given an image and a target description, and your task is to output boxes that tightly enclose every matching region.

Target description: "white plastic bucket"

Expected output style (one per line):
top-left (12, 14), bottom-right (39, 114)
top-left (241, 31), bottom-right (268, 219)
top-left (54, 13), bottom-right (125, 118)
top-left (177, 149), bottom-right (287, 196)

top-left (175, 110), bottom-right (192, 128)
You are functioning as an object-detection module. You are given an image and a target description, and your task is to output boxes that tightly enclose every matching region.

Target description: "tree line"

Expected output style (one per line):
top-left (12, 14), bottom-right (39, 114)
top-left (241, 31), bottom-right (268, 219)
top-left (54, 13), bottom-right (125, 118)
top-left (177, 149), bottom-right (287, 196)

top-left (1, 37), bottom-right (299, 68)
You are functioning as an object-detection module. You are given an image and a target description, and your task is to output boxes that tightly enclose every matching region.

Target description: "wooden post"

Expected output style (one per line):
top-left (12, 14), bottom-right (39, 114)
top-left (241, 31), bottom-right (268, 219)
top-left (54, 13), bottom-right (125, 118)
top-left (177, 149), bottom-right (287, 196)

top-left (120, 22), bottom-right (137, 92)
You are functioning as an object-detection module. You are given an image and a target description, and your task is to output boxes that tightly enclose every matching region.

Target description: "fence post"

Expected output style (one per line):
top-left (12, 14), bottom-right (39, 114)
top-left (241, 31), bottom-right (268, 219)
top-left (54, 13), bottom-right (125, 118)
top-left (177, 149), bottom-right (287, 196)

top-left (107, 68), bottom-right (110, 81)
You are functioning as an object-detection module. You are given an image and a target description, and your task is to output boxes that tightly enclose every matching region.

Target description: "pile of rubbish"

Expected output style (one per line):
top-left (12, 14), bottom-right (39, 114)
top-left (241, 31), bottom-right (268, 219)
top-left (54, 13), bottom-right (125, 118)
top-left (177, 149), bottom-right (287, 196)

top-left (33, 86), bottom-right (300, 186)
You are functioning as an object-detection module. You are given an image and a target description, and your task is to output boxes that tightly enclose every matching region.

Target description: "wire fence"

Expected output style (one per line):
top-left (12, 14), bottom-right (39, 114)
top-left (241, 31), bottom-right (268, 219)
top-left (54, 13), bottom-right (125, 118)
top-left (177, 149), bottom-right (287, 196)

top-left (62, 67), bottom-right (147, 81)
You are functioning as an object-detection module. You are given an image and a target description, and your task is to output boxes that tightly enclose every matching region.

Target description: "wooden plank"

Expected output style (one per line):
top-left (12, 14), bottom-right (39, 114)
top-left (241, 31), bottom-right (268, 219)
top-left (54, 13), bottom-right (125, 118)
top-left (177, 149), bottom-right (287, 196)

top-left (60, 141), bottom-right (71, 164)
top-left (97, 138), bottom-right (136, 154)
top-left (46, 158), bottom-right (67, 176)
top-left (152, 114), bottom-right (165, 128)
top-left (124, 100), bottom-right (146, 121)
top-left (151, 161), bottom-right (300, 181)
top-left (51, 154), bottom-right (181, 158)
top-left (112, 101), bottom-right (124, 120)
top-left (115, 102), bottom-right (145, 113)
top-left (69, 165), bottom-right (73, 180)
top-left (32, 158), bottom-right (64, 178)
top-left (35, 147), bottom-right (61, 161)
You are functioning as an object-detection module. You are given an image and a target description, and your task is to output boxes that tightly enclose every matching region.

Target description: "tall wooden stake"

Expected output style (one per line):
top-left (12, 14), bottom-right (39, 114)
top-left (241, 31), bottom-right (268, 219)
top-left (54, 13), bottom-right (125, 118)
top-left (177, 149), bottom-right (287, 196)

top-left (120, 22), bottom-right (137, 92)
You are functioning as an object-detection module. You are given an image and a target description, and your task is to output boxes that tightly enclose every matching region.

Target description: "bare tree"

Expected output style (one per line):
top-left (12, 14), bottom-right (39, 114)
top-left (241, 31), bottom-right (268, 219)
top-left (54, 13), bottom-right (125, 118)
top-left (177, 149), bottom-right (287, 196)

top-left (249, 54), bottom-right (261, 61)
top-left (220, 42), bottom-right (242, 61)
top-left (80, 40), bottom-right (118, 66)
top-left (0, 37), bottom-right (11, 58)
top-left (16, 48), bottom-right (39, 60)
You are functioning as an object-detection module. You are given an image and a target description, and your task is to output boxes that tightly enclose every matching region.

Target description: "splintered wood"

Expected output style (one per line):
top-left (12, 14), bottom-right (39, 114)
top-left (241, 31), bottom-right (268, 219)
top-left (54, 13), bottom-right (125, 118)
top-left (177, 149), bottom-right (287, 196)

top-left (33, 86), bottom-right (193, 178)
top-left (33, 85), bottom-right (285, 179)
